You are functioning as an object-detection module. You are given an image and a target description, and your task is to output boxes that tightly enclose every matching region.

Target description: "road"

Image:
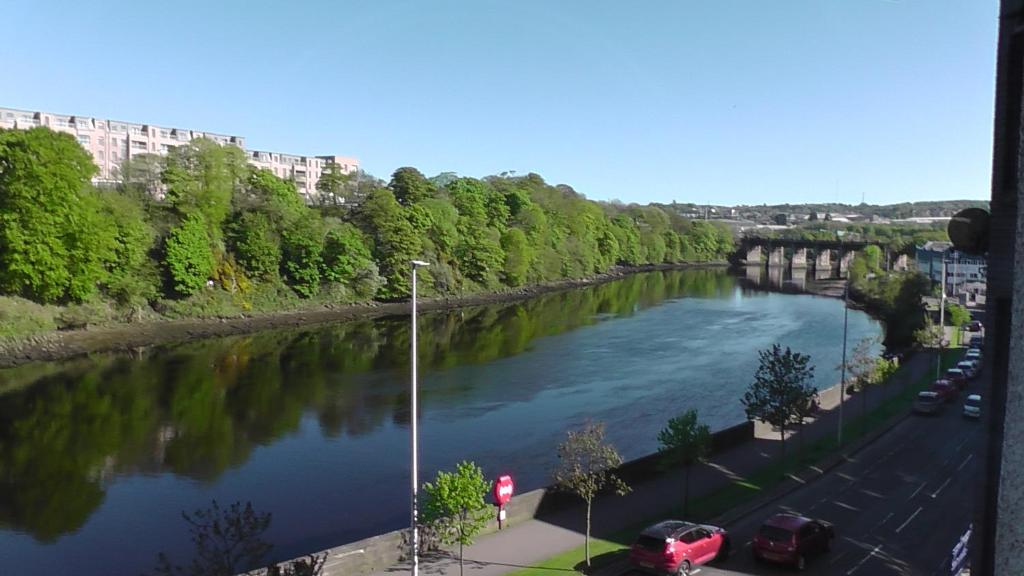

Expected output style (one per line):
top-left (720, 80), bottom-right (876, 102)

top-left (623, 355), bottom-right (986, 576)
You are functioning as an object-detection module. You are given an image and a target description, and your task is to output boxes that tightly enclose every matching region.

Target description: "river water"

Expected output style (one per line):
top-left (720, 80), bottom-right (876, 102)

top-left (0, 268), bottom-right (881, 575)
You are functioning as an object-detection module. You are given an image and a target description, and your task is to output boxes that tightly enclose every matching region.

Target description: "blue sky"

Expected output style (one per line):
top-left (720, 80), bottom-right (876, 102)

top-left (0, 0), bottom-right (998, 205)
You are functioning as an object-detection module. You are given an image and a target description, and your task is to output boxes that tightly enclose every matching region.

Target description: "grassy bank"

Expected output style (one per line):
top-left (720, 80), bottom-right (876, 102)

top-left (508, 349), bottom-right (964, 576)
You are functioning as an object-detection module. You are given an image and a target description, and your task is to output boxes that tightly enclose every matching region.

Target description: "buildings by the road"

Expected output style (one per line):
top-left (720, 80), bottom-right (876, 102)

top-left (0, 106), bottom-right (359, 202)
top-left (916, 240), bottom-right (988, 305)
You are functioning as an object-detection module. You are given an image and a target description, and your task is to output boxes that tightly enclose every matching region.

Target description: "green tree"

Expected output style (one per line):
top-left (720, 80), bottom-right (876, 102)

top-left (388, 167), bottom-right (435, 205)
top-left (281, 218), bottom-right (325, 298)
top-left (0, 127), bottom-right (109, 303)
top-left (355, 189), bottom-right (422, 298)
top-left (315, 162), bottom-right (352, 205)
top-left (165, 214), bottom-right (215, 297)
top-left (147, 501), bottom-right (272, 576)
top-left (843, 337), bottom-right (883, 433)
top-left (420, 461), bottom-right (491, 576)
top-left (741, 345), bottom-right (817, 465)
top-left (229, 212), bottom-right (281, 280)
top-left (946, 303), bottom-right (971, 329)
top-left (97, 190), bottom-right (158, 311)
top-left (553, 421), bottom-right (630, 569)
top-left (322, 223), bottom-right (378, 297)
top-left (500, 228), bottom-right (531, 287)
top-left (657, 409), bottom-right (711, 515)
top-left (162, 139), bottom-right (247, 239)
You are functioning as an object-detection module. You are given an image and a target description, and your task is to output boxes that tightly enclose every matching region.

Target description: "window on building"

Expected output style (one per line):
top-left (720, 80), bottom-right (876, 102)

top-left (98, 151), bottom-right (105, 161)
top-left (98, 137), bottom-right (106, 146)
top-left (130, 126), bottom-right (143, 135)
top-left (110, 123), bottom-right (125, 132)
top-left (55, 118), bottom-right (71, 128)
top-left (76, 119), bottom-right (92, 129)
top-left (112, 151), bottom-right (119, 160)
top-left (77, 135), bottom-right (91, 146)
top-left (131, 140), bottom-right (146, 150)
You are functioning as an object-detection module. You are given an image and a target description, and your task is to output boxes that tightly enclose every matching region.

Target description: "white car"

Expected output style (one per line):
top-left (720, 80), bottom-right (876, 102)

top-left (963, 394), bottom-right (982, 419)
top-left (957, 361), bottom-right (978, 379)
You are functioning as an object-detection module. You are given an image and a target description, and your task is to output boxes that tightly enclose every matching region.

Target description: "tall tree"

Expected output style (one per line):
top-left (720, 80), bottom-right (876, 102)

top-left (162, 139), bottom-right (247, 239)
top-left (420, 461), bottom-right (491, 576)
top-left (0, 127), bottom-right (115, 303)
top-left (657, 409), bottom-right (711, 515)
top-left (553, 421), bottom-right (630, 568)
top-left (388, 167), bottom-right (434, 205)
top-left (742, 345), bottom-right (817, 465)
top-left (355, 189), bottom-right (422, 298)
top-left (315, 162), bottom-right (353, 205)
top-left (164, 214), bottom-right (215, 297)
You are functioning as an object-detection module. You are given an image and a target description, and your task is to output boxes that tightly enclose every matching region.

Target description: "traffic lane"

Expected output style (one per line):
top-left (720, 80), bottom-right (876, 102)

top-left (678, 381), bottom-right (983, 575)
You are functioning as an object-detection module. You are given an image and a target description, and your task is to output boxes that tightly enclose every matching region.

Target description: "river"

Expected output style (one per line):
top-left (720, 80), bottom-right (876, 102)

top-left (0, 268), bottom-right (882, 575)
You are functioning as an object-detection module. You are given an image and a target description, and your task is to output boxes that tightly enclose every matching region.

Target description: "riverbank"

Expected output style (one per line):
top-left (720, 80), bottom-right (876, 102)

top-left (0, 262), bottom-right (727, 369)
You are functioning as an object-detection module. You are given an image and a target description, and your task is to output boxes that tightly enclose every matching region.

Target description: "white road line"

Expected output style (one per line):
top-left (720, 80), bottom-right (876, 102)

top-left (956, 437), bottom-right (969, 452)
top-left (846, 544), bottom-right (882, 575)
top-left (860, 488), bottom-right (885, 499)
top-left (896, 506), bottom-right (923, 533)
top-left (957, 454), bottom-right (974, 472)
top-left (931, 477), bottom-right (952, 498)
top-left (879, 512), bottom-right (894, 526)
top-left (833, 500), bottom-right (861, 512)
top-left (909, 482), bottom-right (927, 499)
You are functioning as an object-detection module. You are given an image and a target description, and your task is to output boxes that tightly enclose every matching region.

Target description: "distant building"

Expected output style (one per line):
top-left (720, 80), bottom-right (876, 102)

top-left (916, 241), bottom-right (987, 304)
top-left (0, 106), bottom-right (359, 202)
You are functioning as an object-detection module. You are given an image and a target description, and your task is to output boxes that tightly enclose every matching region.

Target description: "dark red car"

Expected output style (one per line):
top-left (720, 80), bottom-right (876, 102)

top-left (932, 379), bottom-right (959, 402)
top-left (629, 520), bottom-right (730, 575)
top-left (945, 368), bottom-right (968, 390)
top-left (752, 514), bottom-right (834, 570)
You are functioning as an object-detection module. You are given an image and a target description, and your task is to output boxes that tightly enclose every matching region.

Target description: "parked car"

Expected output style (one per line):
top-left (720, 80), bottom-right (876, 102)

top-left (967, 321), bottom-right (984, 332)
top-left (945, 368), bottom-right (968, 390)
top-left (969, 339), bottom-right (984, 350)
top-left (629, 520), bottom-right (730, 575)
top-left (956, 361), bottom-right (978, 379)
top-left (914, 391), bottom-right (944, 415)
top-left (931, 380), bottom-right (959, 402)
top-left (966, 348), bottom-right (983, 362)
top-left (751, 514), bottom-right (834, 570)
top-left (963, 394), bottom-right (982, 419)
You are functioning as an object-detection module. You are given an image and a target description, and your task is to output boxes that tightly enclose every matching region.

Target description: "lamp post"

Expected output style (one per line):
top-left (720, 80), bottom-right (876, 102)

top-left (838, 278), bottom-right (849, 446)
top-left (410, 260), bottom-right (429, 576)
top-left (937, 257), bottom-right (946, 380)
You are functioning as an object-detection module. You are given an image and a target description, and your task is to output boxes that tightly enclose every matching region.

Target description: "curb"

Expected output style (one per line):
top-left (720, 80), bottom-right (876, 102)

top-left (712, 403), bottom-right (912, 528)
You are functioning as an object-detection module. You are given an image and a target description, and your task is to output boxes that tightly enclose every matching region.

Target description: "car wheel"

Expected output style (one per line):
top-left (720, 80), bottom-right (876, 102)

top-left (677, 560), bottom-right (692, 576)
top-left (716, 538), bottom-right (731, 562)
top-left (796, 555), bottom-right (807, 571)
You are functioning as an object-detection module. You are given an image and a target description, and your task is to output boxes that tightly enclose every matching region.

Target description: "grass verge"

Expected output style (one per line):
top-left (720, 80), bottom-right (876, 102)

top-left (507, 349), bottom-right (964, 576)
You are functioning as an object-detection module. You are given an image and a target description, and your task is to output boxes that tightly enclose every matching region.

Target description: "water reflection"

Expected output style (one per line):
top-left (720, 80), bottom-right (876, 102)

top-left (0, 269), bottom-right (737, 542)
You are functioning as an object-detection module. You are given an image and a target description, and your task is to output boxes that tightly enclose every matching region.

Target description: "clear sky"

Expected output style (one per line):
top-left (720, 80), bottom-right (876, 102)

top-left (0, 0), bottom-right (998, 205)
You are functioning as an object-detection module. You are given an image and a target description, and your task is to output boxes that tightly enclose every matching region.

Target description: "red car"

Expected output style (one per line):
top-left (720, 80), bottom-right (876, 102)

top-left (629, 520), bottom-right (730, 575)
top-left (752, 514), bottom-right (834, 570)
top-left (945, 368), bottom-right (968, 390)
top-left (932, 379), bottom-right (959, 402)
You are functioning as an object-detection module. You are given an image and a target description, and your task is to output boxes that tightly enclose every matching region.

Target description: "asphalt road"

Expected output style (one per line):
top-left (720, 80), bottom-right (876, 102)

top-left (623, 356), bottom-right (986, 576)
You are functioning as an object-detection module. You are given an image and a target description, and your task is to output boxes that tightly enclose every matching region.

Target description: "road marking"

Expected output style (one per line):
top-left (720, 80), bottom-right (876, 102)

top-left (931, 478), bottom-right (952, 498)
top-left (878, 512), bottom-right (894, 527)
top-left (833, 500), bottom-right (861, 512)
top-left (846, 544), bottom-right (882, 575)
top-left (896, 506), bottom-right (923, 533)
top-left (830, 550), bottom-right (851, 565)
top-left (956, 437), bottom-right (969, 452)
top-left (860, 488), bottom-right (885, 499)
top-left (909, 482), bottom-right (927, 500)
top-left (957, 454), bottom-right (974, 472)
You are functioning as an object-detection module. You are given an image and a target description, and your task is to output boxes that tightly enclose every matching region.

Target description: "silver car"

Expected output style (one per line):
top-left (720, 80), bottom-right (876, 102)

top-left (963, 394), bottom-right (982, 419)
top-left (914, 391), bottom-right (943, 415)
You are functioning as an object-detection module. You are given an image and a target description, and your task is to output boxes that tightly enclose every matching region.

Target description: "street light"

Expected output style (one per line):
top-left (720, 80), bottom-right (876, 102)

top-left (838, 277), bottom-right (849, 446)
top-left (410, 260), bottom-right (429, 576)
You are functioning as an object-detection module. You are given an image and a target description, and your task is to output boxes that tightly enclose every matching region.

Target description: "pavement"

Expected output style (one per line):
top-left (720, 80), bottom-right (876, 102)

top-left (368, 343), bottom-right (961, 576)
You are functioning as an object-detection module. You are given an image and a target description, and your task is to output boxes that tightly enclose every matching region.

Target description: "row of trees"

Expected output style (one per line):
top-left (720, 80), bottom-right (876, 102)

top-left (0, 128), bottom-right (735, 319)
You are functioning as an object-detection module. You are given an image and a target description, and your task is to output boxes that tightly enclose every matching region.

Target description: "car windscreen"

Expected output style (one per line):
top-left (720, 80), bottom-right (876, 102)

top-left (759, 525), bottom-right (794, 542)
top-left (965, 398), bottom-right (981, 408)
top-left (635, 535), bottom-right (665, 551)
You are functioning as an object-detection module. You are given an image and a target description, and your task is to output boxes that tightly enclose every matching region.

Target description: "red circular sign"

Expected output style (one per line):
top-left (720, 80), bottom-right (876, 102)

top-left (493, 475), bottom-right (514, 506)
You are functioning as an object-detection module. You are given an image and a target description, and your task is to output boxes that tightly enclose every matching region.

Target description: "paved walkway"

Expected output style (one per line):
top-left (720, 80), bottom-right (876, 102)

top-left (368, 351), bottom-right (937, 576)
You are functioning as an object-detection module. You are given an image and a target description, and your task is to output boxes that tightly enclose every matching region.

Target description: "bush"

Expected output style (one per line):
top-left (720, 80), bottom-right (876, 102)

top-left (164, 214), bottom-right (215, 297)
top-left (0, 296), bottom-right (58, 342)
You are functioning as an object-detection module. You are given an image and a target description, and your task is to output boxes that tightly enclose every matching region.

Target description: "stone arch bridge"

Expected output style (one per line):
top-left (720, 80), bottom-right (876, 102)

top-left (739, 237), bottom-right (910, 274)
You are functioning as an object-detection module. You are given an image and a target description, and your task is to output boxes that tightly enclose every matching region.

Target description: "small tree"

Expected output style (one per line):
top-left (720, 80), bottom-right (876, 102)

top-left (421, 461), bottom-right (492, 576)
top-left (742, 345), bottom-right (817, 466)
top-left (946, 303), bottom-right (971, 329)
top-left (657, 409), bottom-right (711, 516)
top-left (843, 338), bottom-right (887, 431)
top-left (553, 421), bottom-right (630, 569)
top-left (913, 315), bottom-right (943, 349)
top-left (148, 501), bottom-right (272, 576)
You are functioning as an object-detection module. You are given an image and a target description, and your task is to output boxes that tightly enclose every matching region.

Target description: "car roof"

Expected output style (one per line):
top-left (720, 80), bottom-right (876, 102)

top-left (966, 394), bottom-right (982, 401)
top-left (918, 391), bottom-right (940, 398)
top-left (763, 513), bottom-right (812, 530)
top-left (641, 520), bottom-right (694, 538)
top-left (947, 368), bottom-right (964, 373)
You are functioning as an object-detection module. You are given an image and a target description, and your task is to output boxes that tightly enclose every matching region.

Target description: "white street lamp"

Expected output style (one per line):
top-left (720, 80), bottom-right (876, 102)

top-left (410, 260), bottom-right (429, 576)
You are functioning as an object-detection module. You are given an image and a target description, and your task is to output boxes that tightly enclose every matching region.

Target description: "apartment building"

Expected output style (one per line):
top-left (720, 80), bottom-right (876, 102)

top-left (0, 107), bottom-right (359, 202)
top-left (916, 240), bottom-right (988, 304)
